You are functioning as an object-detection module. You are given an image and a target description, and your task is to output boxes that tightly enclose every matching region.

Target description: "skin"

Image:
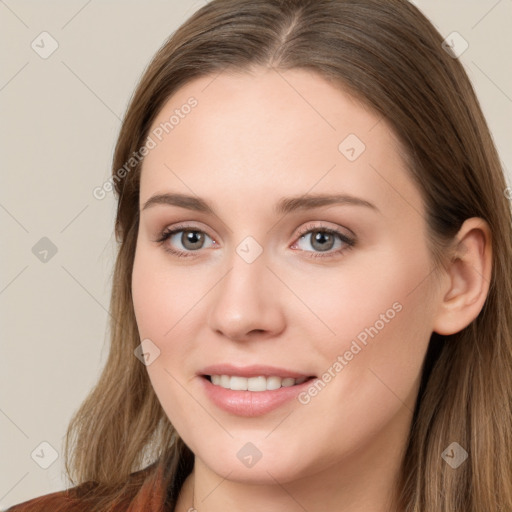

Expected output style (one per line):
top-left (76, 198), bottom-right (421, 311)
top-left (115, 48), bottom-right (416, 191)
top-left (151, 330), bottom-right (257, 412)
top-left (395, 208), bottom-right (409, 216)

top-left (131, 67), bottom-right (492, 512)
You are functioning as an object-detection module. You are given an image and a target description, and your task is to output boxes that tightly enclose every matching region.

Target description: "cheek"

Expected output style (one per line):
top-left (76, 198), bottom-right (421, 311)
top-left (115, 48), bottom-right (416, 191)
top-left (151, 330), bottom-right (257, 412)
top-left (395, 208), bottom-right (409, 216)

top-left (287, 246), bottom-right (432, 348)
top-left (131, 245), bottom-right (204, 341)
top-left (131, 247), bottom-right (200, 429)
top-left (131, 249), bottom-right (164, 339)
top-left (295, 243), bottom-right (434, 399)
top-left (290, 269), bottom-right (432, 468)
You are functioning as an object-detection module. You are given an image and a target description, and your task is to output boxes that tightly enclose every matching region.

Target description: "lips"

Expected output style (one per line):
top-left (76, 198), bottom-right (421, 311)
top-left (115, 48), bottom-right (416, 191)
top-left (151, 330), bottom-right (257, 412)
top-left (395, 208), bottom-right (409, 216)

top-left (199, 363), bottom-right (314, 380)
top-left (198, 364), bottom-right (317, 416)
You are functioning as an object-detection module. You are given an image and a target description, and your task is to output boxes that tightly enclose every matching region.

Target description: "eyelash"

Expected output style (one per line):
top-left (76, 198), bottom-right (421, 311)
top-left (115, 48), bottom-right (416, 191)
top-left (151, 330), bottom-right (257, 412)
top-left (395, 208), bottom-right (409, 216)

top-left (154, 222), bottom-right (356, 260)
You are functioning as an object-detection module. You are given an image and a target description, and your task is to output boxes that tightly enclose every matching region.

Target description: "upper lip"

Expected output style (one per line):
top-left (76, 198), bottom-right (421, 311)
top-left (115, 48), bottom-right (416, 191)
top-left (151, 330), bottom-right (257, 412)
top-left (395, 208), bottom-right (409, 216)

top-left (199, 364), bottom-right (315, 379)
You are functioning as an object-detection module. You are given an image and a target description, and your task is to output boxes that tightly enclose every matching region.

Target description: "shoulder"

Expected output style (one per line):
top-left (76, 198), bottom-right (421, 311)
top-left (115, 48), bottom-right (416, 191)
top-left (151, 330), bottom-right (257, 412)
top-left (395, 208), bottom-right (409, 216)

top-left (5, 461), bottom-right (166, 512)
top-left (4, 483), bottom-right (96, 512)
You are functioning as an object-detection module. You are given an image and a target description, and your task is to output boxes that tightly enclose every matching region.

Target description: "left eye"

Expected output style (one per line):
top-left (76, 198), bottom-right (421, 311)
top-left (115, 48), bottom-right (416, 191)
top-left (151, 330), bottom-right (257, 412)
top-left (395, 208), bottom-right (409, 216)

top-left (291, 228), bottom-right (355, 256)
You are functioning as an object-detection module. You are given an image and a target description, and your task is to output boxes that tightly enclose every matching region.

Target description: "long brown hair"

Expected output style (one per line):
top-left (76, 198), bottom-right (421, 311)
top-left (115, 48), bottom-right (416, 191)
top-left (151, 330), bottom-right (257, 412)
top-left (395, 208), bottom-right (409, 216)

top-left (57, 0), bottom-right (512, 510)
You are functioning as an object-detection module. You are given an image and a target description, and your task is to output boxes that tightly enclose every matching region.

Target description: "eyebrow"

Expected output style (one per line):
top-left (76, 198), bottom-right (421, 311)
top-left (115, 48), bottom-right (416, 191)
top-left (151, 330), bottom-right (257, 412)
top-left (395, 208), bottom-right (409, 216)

top-left (141, 192), bottom-right (379, 215)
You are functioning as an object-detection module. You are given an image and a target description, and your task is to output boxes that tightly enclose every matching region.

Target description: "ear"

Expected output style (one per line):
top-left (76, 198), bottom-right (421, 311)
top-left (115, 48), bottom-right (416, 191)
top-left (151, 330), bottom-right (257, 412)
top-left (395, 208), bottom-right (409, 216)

top-left (432, 217), bottom-right (492, 335)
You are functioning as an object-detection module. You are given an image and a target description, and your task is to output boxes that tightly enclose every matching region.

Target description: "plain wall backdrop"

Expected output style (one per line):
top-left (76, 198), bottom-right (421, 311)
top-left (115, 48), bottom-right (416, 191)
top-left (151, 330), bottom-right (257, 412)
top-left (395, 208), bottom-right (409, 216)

top-left (1, 0), bottom-right (511, 509)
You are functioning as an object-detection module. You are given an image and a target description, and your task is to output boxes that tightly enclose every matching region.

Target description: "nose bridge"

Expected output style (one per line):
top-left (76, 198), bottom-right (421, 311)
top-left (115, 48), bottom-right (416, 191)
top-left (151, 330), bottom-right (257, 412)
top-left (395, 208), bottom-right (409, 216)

top-left (207, 239), bottom-right (284, 340)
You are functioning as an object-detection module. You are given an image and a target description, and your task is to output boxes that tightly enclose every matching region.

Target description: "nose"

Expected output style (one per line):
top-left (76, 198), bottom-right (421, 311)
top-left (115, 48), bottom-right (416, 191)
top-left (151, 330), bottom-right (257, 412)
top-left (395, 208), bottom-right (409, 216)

top-left (207, 247), bottom-right (286, 342)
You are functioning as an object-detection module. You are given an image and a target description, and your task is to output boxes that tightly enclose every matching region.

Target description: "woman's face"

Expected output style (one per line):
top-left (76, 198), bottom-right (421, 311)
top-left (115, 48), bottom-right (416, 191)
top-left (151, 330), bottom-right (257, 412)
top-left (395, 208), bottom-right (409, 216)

top-left (132, 67), bottom-right (442, 484)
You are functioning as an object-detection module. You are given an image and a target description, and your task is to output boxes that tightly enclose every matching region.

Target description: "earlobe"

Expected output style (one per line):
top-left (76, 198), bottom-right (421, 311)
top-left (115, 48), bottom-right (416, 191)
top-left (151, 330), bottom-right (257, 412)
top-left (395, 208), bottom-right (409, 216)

top-left (432, 218), bottom-right (492, 336)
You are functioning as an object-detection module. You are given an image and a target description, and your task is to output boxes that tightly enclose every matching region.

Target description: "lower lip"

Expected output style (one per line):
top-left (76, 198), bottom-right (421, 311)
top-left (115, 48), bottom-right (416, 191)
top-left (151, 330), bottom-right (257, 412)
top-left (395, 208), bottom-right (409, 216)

top-left (199, 376), bottom-right (316, 417)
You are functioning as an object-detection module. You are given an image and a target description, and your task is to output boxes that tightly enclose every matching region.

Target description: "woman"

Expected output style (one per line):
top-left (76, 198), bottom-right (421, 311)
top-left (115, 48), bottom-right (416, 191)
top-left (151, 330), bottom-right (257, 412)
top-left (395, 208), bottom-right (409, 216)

top-left (7, 0), bottom-right (512, 510)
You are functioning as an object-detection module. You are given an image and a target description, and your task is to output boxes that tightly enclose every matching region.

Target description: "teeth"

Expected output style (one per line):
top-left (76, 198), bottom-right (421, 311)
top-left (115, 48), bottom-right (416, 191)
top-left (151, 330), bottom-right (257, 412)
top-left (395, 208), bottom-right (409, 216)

top-left (230, 376), bottom-right (248, 390)
top-left (209, 375), bottom-right (309, 391)
top-left (281, 377), bottom-right (295, 387)
top-left (267, 376), bottom-right (282, 390)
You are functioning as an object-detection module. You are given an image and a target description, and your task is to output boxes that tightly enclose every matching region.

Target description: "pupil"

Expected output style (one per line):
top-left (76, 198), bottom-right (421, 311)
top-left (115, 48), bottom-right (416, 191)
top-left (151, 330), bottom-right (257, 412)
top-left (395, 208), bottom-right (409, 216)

top-left (312, 231), bottom-right (334, 252)
top-left (183, 230), bottom-right (204, 250)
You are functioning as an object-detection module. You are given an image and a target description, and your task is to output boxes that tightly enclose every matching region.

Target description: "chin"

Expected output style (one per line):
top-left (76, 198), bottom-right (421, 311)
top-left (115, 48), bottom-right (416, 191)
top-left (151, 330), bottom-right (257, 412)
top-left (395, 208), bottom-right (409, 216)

top-left (191, 438), bottom-right (316, 485)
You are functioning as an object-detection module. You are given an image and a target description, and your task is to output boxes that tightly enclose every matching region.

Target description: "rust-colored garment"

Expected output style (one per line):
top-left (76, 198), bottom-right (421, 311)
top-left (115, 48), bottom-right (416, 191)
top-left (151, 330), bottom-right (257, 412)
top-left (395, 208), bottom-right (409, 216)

top-left (5, 459), bottom-right (174, 512)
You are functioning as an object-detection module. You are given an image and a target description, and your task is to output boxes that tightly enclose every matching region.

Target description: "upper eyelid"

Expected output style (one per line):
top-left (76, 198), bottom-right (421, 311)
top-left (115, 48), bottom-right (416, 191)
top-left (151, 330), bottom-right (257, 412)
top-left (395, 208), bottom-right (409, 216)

top-left (295, 221), bottom-right (355, 238)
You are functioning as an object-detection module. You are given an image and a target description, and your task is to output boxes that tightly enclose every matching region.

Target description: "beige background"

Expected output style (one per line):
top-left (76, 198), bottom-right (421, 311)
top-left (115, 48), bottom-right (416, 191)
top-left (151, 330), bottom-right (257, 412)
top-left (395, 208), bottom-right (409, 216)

top-left (1, 0), bottom-right (511, 509)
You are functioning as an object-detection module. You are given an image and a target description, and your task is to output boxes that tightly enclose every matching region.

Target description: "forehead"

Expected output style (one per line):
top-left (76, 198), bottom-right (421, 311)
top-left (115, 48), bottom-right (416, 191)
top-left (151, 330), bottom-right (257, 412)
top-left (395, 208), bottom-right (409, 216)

top-left (139, 67), bottom-right (422, 221)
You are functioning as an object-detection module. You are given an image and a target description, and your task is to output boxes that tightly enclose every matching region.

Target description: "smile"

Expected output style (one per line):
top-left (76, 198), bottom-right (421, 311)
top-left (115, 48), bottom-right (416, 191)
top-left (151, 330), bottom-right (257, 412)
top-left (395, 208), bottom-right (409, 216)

top-left (206, 374), bottom-right (310, 391)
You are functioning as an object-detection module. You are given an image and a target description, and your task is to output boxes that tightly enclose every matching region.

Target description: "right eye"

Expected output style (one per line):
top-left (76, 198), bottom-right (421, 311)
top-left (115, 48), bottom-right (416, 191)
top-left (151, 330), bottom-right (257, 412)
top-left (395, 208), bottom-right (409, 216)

top-left (155, 225), bottom-right (217, 257)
